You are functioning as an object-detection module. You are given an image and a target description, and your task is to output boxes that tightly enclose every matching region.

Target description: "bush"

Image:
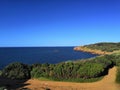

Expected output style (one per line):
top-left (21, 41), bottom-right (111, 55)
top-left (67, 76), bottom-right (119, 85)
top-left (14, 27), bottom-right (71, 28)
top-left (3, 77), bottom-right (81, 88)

top-left (77, 63), bottom-right (104, 79)
top-left (116, 67), bottom-right (120, 83)
top-left (90, 55), bottom-right (116, 69)
top-left (2, 62), bottom-right (31, 79)
top-left (30, 54), bottom-right (116, 82)
top-left (36, 62), bottom-right (105, 81)
top-left (31, 63), bottom-right (54, 79)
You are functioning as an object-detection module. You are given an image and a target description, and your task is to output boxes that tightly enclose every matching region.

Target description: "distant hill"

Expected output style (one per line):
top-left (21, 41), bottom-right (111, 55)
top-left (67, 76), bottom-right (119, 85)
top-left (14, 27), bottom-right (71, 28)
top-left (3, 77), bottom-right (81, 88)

top-left (74, 42), bottom-right (120, 55)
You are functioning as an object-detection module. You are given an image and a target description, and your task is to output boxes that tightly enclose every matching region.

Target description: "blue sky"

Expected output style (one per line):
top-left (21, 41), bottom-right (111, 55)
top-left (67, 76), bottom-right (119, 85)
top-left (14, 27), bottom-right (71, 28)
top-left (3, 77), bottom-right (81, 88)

top-left (0, 0), bottom-right (120, 47)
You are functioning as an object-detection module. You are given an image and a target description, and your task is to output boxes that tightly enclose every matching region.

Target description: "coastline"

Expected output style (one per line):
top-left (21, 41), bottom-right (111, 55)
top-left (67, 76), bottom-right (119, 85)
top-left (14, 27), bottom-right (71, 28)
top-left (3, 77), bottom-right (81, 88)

top-left (1, 43), bottom-right (120, 90)
top-left (74, 46), bottom-right (111, 55)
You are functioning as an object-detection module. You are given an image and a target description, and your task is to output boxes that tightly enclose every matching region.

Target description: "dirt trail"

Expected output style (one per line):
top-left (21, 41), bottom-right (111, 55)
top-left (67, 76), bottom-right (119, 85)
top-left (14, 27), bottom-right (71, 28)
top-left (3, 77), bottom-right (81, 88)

top-left (21, 67), bottom-right (120, 90)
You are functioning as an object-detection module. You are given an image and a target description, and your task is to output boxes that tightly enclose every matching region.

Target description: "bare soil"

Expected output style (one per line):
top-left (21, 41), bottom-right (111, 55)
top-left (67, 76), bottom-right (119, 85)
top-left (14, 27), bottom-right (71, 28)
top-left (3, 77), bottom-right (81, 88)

top-left (20, 67), bottom-right (120, 90)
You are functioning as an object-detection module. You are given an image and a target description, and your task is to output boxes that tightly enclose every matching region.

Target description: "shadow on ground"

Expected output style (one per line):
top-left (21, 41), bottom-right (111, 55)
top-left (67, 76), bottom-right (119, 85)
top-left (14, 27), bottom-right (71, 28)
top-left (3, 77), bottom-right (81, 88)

top-left (0, 76), bottom-right (30, 90)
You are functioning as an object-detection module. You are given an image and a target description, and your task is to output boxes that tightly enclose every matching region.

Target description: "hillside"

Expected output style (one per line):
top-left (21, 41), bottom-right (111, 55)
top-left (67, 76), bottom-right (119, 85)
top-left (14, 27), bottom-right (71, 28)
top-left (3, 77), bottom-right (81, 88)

top-left (74, 42), bottom-right (120, 55)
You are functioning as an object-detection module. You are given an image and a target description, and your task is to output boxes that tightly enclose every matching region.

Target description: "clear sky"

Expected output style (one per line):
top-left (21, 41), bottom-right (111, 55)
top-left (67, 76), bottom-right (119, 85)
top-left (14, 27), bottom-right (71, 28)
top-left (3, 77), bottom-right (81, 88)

top-left (0, 0), bottom-right (120, 47)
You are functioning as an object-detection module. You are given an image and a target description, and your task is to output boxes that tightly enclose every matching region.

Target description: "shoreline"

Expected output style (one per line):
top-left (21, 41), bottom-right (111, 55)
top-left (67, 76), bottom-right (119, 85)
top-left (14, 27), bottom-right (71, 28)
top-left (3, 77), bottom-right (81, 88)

top-left (74, 46), bottom-right (112, 55)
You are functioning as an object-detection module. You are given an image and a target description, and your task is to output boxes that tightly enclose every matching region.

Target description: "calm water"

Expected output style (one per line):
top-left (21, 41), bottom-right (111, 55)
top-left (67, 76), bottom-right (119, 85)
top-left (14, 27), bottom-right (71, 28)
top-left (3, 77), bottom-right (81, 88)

top-left (0, 47), bottom-right (97, 68)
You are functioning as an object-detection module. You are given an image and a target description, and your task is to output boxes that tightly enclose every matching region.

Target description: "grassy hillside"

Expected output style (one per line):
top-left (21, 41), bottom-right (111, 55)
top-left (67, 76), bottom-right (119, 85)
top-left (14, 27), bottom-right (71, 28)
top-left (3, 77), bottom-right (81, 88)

top-left (74, 42), bottom-right (120, 54)
top-left (84, 42), bottom-right (120, 52)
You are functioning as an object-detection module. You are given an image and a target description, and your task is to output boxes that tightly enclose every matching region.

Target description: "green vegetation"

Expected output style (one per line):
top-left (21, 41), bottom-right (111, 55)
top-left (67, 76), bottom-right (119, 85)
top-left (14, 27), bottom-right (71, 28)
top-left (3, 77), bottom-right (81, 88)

top-left (52, 62), bottom-right (104, 80)
top-left (30, 62), bottom-right (105, 82)
top-left (116, 56), bottom-right (120, 84)
top-left (1, 42), bottom-right (120, 83)
top-left (116, 67), bottom-right (120, 83)
top-left (29, 43), bottom-right (120, 83)
top-left (84, 42), bottom-right (120, 52)
top-left (30, 53), bottom-right (120, 82)
top-left (1, 51), bottom-right (120, 82)
top-left (1, 62), bottom-right (31, 79)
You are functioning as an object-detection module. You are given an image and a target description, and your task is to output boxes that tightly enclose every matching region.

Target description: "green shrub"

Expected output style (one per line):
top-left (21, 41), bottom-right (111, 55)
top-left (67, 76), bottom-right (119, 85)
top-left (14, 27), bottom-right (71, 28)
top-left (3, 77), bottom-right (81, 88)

top-left (2, 62), bottom-right (31, 79)
top-left (50, 61), bottom-right (105, 80)
top-left (77, 63), bottom-right (104, 79)
top-left (30, 54), bottom-right (116, 82)
top-left (31, 63), bottom-right (54, 78)
top-left (116, 67), bottom-right (120, 83)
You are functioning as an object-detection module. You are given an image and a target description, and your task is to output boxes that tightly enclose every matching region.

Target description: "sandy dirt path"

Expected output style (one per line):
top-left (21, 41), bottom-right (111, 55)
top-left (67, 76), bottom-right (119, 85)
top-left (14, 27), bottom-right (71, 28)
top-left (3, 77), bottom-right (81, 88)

top-left (21, 67), bottom-right (120, 90)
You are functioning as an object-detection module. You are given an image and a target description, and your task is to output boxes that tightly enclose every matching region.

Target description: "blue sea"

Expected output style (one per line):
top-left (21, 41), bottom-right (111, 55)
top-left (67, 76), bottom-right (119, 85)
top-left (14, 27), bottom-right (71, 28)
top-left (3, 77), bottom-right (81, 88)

top-left (0, 47), bottom-right (97, 68)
